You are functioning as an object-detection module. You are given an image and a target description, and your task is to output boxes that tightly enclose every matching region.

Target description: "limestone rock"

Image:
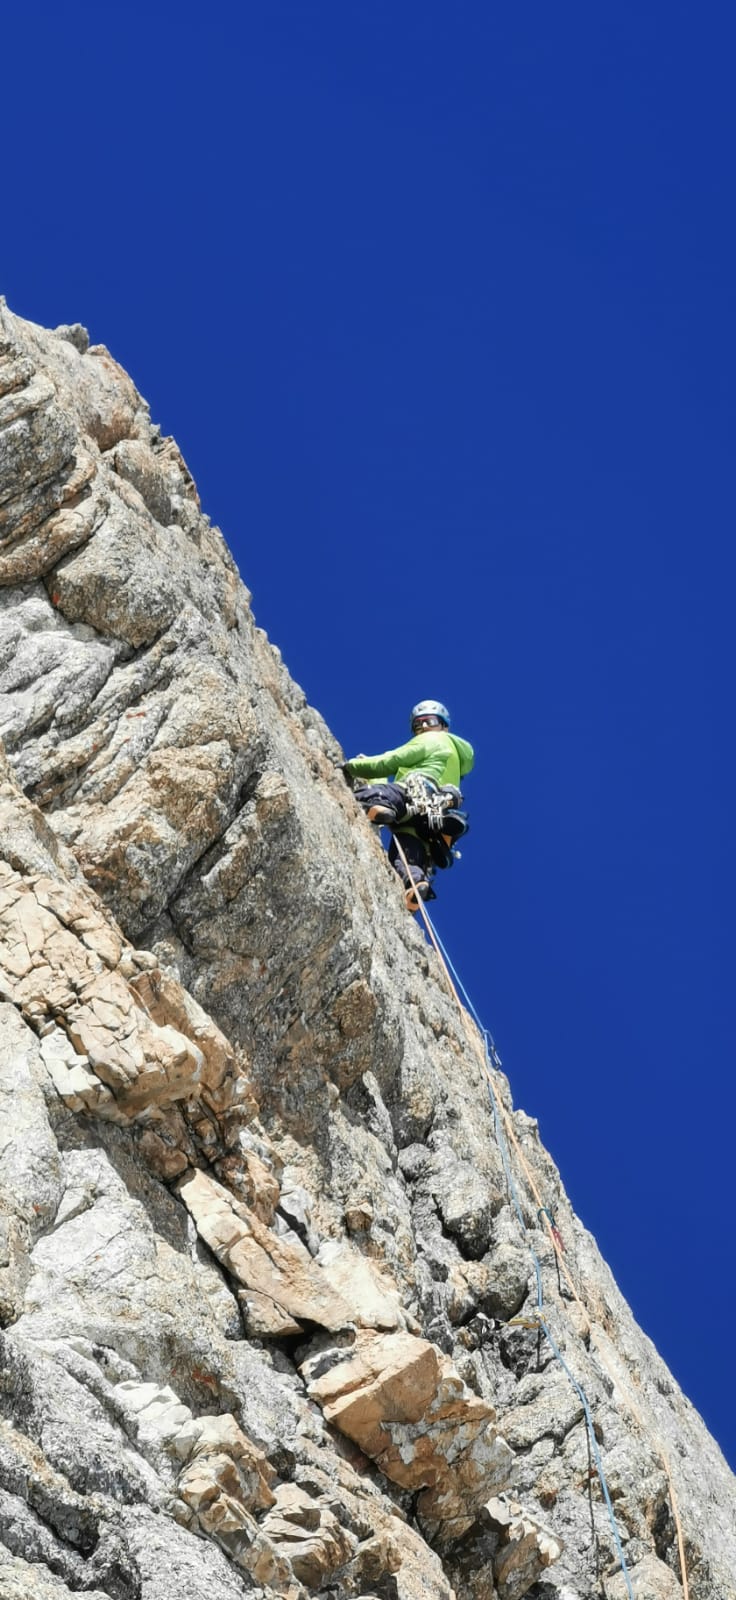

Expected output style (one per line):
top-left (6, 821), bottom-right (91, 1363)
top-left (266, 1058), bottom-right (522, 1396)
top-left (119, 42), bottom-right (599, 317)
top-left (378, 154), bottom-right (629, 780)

top-left (344, 1199), bottom-right (374, 1233)
top-left (175, 1415), bottom-right (300, 1597)
top-left (0, 857), bottom-right (237, 1117)
top-left (428, 1149), bottom-right (497, 1257)
top-left (499, 1366), bottom-right (584, 1451)
top-left (603, 1551), bottom-right (683, 1599)
top-left (313, 1238), bottom-right (403, 1330)
top-left (177, 1166), bottom-right (350, 1334)
top-left (0, 300), bottom-right (735, 1600)
top-left (261, 1483), bottom-right (357, 1586)
top-left (485, 1494), bottom-right (563, 1600)
top-left (304, 1329), bottom-right (513, 1538)
top-left (0, 1004), bottom-right (64, 1323)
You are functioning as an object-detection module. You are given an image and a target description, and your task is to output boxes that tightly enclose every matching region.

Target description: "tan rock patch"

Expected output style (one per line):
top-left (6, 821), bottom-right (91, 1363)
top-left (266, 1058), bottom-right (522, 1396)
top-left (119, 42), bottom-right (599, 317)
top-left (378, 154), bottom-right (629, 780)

top-left (0, 860), bottom-right (249, 1121)
top-left (177, 1167), bottom-right (352, 1333)
top-left (304, 1329), bottom-right (513, 1535)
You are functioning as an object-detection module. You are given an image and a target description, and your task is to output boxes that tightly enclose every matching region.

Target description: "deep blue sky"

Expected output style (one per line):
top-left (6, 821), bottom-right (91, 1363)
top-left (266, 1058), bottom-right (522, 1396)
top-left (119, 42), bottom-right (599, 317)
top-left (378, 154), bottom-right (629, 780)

top-left (4, 5), bottom-right (734, 1467)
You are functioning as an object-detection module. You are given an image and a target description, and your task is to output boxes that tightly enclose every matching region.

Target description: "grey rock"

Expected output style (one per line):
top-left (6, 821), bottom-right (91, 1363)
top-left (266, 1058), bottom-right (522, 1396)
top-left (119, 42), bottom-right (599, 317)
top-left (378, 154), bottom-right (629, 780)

top-left (482, 1242), bottom-right (530, 1320)
top-left (278, 1183), bottom-right (320, 1258)
top-left (127, 1506), bottom-right (260, 1598)
top-left (53, 324), bottom-right (90, 355)
top-left (0, 300), bottom-right (734, 1600)
top-left (499, 1366), bottom-right (585, 1451)
top-left (0, 1487), bottom-right (87, 1587)
top-left (428, 1150), bottom-right (497, 1257)
top-left (0, 1554), bottom-right (108, 1599)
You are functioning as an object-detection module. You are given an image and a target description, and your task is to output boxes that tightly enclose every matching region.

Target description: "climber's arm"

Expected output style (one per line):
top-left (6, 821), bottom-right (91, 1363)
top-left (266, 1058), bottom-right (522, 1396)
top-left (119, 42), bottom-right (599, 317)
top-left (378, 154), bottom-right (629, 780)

top-left (344, 739), bottom-right (420, 781)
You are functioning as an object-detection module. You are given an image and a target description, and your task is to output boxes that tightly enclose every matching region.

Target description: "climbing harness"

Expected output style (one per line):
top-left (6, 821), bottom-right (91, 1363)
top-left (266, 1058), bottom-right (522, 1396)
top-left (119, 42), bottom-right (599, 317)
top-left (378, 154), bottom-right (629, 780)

top-left (355, 773), bottom-right (469, 886)
top-left (390, 831), bottom-right (690, 1600)
top-left (401, 772), bottom-right (445, 829)
top-left (400, 772), bottom-right (465, 836)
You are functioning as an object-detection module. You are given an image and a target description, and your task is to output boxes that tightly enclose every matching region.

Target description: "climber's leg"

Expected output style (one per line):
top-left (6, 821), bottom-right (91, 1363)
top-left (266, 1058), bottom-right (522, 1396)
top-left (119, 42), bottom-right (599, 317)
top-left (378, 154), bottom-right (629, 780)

top-left (353, 782), bottom-right (408, 826)
top-left (388, 832), bottom-right (435, 910)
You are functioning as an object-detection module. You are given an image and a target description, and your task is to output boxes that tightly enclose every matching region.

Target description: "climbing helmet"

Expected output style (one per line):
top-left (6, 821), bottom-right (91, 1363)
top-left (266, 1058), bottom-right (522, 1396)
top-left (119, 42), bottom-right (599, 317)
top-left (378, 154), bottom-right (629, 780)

top-left (411, 699), bottom-right (450, 732)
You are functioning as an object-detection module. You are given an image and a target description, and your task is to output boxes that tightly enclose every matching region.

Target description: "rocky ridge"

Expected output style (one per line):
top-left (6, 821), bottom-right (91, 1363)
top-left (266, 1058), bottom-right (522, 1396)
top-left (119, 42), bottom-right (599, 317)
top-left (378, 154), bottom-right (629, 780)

top-left (0, 300), bottom-right (733, 1600)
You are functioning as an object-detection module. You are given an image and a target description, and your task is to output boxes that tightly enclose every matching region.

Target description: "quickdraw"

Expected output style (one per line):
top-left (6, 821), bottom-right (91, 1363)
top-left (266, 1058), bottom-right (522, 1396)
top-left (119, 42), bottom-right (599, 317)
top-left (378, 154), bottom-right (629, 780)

top-left (538, 1205), bottom-right (565, 1252)
top-left (401, 773), bottom-right (464, 836)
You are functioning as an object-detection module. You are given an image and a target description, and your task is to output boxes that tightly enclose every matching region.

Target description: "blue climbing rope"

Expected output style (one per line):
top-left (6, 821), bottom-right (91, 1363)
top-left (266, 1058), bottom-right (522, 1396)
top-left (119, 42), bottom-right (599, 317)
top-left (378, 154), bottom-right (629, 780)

top-left (425, 909), bottom-right (636, 1600)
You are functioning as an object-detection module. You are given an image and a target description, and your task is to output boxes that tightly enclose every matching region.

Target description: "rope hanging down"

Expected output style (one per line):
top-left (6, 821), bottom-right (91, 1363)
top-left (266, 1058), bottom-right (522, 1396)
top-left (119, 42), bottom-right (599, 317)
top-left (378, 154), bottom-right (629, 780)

top-left (425, 908), bottom-right (690, 1600)
top-left (390, 833), bottom-right (689, 1600)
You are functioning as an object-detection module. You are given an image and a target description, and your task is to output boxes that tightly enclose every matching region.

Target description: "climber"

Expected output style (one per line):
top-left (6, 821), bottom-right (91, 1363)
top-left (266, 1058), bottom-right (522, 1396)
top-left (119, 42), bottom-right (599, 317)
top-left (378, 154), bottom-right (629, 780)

top-left (343, 700), bottom-right (473, 912)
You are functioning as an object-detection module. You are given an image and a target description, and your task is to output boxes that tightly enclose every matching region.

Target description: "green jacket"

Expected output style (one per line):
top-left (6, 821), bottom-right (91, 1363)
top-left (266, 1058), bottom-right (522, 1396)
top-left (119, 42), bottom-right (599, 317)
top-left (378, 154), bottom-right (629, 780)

top-left (345, 730), bottom-right (474, 789)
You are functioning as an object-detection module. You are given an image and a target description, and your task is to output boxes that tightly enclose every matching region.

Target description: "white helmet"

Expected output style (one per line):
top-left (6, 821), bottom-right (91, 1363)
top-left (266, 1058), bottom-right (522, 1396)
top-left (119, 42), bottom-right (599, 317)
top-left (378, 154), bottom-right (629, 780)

top-left (411, 699), bottom-right (450, 732)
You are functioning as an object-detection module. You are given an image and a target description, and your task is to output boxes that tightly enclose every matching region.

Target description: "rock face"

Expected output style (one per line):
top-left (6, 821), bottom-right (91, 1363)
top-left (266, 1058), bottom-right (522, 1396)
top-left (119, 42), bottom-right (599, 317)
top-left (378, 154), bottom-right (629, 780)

top-left (0, 297), bottom-right (735, 1600)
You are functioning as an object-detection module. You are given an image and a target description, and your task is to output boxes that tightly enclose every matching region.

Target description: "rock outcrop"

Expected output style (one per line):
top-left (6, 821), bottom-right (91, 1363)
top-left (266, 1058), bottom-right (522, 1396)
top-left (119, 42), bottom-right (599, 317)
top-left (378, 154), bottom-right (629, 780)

top-left (0, 298), bottom-right (734, 1600)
